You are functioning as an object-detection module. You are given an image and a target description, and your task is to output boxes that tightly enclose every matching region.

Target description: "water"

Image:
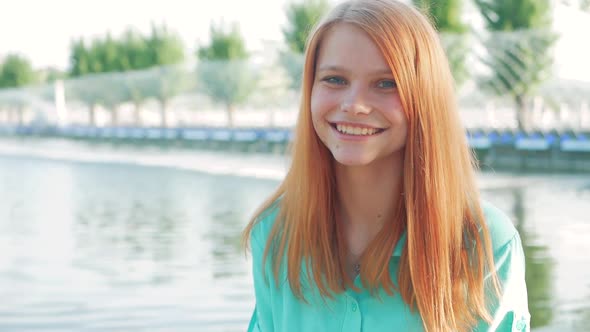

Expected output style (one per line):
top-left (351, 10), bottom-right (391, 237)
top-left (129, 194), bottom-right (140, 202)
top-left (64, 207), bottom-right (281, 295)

top-left (0, 138), bottom-right (588, 331)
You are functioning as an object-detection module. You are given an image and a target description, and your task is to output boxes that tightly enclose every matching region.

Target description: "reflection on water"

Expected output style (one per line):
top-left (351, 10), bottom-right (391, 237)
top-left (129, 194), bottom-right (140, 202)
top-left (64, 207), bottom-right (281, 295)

top-left (574, 185), bottom-right (590, 331)
top-left (512, 187), bottom-right (555, 328)
top-left (0, 156), bottom-right (279, 331)
top-left (480, 175), bottom-right (590, 331)
top-left (0, 153), bottom-right (588, 331)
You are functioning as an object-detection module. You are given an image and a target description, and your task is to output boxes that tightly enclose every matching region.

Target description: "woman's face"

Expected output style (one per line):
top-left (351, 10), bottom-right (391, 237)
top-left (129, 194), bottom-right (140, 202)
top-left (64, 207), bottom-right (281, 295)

top-left (311, 23), bottom-right (407, 167)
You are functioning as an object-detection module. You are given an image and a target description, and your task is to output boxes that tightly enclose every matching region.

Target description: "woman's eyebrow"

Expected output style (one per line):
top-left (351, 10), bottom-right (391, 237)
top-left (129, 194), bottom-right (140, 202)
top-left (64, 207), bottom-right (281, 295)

top-left (317, 65), bottom-right (350, 73)
top-left (317, 65), bottom-right (392, 76)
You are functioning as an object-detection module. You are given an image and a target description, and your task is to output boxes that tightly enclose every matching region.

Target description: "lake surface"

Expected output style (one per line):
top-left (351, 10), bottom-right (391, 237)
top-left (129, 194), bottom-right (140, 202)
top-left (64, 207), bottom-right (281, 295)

top-left (0, 138), bottom-right (588, 331)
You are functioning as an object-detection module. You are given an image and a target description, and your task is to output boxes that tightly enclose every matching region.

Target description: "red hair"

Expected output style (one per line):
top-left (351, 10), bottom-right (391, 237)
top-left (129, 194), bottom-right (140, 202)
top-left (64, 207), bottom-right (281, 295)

top-left (243, 1), bottom-right (500, 330)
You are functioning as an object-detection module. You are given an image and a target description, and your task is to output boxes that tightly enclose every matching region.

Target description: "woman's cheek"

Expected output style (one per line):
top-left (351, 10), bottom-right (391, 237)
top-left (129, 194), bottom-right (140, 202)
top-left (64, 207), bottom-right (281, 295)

top-left (312, 89), bottom-right (338, 117)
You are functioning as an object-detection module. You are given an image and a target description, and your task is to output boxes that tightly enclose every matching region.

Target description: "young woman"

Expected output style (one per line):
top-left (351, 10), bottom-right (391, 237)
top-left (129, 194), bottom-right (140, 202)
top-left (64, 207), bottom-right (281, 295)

top-left (242, 0), bottom-right (530, 331)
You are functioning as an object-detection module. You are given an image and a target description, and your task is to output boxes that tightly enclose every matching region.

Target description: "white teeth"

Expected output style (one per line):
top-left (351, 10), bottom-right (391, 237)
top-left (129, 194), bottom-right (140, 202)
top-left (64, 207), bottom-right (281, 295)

top-left (335, 124), bottom-right (379, 136)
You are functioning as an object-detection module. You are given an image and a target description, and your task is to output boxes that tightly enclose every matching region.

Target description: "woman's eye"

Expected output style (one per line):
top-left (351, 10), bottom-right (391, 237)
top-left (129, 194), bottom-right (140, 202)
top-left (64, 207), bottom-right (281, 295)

top-left (377, 80), bottom-right (397, 89)
top-left (322, 76), bottom-right (346, 85)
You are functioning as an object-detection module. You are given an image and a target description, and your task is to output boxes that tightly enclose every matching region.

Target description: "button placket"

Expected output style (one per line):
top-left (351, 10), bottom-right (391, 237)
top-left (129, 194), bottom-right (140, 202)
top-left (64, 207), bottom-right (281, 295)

top-left (342, 294), bottom-right (362, 331)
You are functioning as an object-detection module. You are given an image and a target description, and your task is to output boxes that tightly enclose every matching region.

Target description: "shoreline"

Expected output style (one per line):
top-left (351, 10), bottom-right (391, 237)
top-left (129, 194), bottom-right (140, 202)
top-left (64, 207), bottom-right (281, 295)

top-left (0, 136), bottom-right (568, 191)
top-left (2, 123), bottom-right (590, 172)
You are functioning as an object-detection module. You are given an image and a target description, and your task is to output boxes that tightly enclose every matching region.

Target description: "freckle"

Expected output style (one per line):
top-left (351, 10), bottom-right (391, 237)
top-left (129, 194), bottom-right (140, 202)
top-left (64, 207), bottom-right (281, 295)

top-left (377, 214), bottom-right (382, 219)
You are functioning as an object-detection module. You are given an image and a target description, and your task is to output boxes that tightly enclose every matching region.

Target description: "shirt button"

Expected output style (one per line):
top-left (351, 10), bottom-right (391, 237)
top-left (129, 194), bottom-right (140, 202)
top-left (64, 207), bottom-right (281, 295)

top-left (351, 303), bottom-right (357, 312)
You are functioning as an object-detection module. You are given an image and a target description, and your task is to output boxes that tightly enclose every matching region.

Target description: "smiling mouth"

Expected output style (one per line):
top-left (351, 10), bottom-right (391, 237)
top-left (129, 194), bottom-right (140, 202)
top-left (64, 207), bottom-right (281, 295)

top-left (330, 123), bottom-right (386, 136)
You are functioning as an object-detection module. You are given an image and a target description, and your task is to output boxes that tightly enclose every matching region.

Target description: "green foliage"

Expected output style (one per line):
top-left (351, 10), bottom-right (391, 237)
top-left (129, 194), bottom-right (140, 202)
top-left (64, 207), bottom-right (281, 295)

top-left (413, 0), bottom-right (466, 32)
top-left (145, 24), bottom-right (186, 66)
top-left (474, 0), bottom-right (556, 131)
top-left (283, 0), bottom-right (328, 53)
top-left (413, 0), bottom-right (469, 86)
top-left (68, 37), bottom-right (113, 76)
top-left (66, 25), bottom-right (188, 126)
top-left (0, 54), bottom-right (37, 88)
top-left (197, 23), bottom-right (257, 127)
top-left (119, 29), bottom-right (151, 71)
top-left (280, 0), bottom-right (328, 91)
top-left (582, 0), bottom-right (590, 11)
top-left (68, 24), bottom-right (186, 76)
top-left (69, 37), bottom-right (119, 75)
top-left (198, 23), bottom-right (249, 61)
top-left (440, 34), bottom-right (469, 87)
top-left (67, 41), bottom-right (124, 125)
top-left (69, 39), bottom-right (90, 77)
top-left (94, 34), bottom-right (121, 72)
top-left (111, 26), bottom-right (189, 126)
top-left (475, 0), bottom-right (552, 30)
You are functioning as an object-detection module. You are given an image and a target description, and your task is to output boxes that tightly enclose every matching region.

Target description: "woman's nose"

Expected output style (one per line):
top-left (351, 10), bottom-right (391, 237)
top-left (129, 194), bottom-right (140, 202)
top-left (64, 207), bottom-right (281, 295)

top-left (340, 86), bottom-right (372, 114)
top-left (340, 102), bottom-right (371, 114)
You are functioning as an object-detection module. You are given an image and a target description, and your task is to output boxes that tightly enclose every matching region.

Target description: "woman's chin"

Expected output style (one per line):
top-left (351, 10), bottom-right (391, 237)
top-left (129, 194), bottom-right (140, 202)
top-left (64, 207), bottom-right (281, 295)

top-left (331, 151), bottom-right (374, 167)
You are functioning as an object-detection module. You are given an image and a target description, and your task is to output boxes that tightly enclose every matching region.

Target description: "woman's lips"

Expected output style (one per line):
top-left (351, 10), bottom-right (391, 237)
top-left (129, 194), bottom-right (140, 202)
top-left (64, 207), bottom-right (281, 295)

top-left (329, 122), bottom-right (387, 138)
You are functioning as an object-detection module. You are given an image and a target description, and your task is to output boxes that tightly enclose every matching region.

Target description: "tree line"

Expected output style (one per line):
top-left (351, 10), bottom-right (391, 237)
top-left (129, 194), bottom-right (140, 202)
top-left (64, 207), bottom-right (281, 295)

top-left (0, 0), bottom-right (571, 130)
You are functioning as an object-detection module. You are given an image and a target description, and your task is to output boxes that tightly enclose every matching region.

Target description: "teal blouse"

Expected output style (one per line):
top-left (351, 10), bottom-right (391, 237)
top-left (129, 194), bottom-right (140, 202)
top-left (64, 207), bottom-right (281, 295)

top-left (247, 201), bottom-right (530, 331)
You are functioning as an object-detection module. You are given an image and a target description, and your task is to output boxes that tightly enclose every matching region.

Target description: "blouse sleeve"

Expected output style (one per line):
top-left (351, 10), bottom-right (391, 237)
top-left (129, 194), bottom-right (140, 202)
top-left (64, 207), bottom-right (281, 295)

top-left (247, 232), bottom-right (274, 332)
top-left (481, 233), bottom-right (531, 332)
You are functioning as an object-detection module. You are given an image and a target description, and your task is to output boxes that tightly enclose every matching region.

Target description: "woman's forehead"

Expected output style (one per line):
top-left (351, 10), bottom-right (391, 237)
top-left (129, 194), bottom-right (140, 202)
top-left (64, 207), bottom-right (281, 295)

top-left (315, 23), bottom-right (391, 72)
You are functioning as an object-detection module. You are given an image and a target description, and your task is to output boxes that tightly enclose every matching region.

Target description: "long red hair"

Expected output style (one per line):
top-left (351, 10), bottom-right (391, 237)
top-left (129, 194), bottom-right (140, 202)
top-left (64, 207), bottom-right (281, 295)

top-left (243, 1), bottom-right (500, 330)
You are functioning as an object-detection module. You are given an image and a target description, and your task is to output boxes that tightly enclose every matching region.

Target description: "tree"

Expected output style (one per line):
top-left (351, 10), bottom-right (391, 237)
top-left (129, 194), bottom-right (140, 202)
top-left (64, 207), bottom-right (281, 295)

top-left (67, 25), bottom-right (188, 127)
top-left (143, 24), bottom-right (188, 127)
top-left (121, 69), bottom-right (153, 126)
top-left (116, 29), bottom-right (154, 126)
top-left (474, 0), bottom-right (557, 131)
top-left (69, 38), bottom-right (93, 77)
top-left (65, 75), bottom-right (102, 127)
top-left (413, 0), bottom-right (469, 86)
top-left (0, 54), bottom-right (37, 88)
top-left (68, 39), bottom-right (111, 126)
top-left (283, 0), bottom-right (328, 53)
top-left (92, 33), bottom-right (124, 73)
top-left (281, 0), bottom-right (328, 90)
top-left (141, 64), bottom-right (193, 128)
top-left (0, 54), bottom-right (37, 125)
top-left (145, 23), bottom-right (186, 67)
top-left (69, 28), bottom-right (158, 77)
top-left (108, 28), bottom-right (170, 127)
top-left (197, 23), bottom-right (258, 128)
top-left (119, 29), bottom-right (151, 71)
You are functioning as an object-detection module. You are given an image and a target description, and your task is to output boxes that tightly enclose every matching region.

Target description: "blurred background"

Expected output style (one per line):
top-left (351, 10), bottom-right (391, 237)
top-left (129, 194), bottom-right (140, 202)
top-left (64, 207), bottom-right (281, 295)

top-left (0, 0), bottom-right (589, 331)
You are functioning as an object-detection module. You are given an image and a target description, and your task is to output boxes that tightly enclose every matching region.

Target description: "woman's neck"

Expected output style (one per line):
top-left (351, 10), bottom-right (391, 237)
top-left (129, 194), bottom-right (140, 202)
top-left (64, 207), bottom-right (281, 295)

top-left (334, 156), bottom-right (403, 256)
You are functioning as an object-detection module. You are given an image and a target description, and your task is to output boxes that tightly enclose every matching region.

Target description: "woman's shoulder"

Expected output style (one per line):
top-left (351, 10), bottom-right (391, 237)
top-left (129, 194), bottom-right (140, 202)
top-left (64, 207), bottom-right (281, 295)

top-left (250, 200), bottom-right (282, 248)
top-left (480, 200), bottom-right (519, 253)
